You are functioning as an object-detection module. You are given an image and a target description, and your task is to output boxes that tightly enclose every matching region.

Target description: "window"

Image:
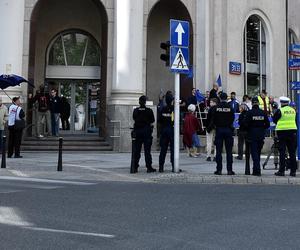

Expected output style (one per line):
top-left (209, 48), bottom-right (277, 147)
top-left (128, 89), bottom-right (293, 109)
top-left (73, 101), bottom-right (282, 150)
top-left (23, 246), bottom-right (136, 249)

top-left (48, 31), bottom-right (101, 66)
top-left (244, 15), bottom-right (267, 97)
top-left (289, 29), bottom-right (299, 101)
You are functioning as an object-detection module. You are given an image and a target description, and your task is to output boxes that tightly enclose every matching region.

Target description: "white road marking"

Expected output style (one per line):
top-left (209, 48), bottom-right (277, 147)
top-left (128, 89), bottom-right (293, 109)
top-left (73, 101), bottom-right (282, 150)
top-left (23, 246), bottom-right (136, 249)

top-left (9, 170), bottom-right (29, 177)
top-left (64, 164), bottom-right (142, 181)
top-left (0, 207), bottom-right (33, 227)
top-left (0, 190), bottom-right (22, 194)
top-left (0, 176), bottom-right (95, 185)
top-left (23, 226), bottom-right (115, 238)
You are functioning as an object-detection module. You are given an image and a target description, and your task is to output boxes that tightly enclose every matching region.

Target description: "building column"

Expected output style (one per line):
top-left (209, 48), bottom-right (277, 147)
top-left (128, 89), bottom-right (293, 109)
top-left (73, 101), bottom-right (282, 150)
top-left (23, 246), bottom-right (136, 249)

top-left (0, 0), bottom-right (25, 102)
top-left (110, 0), bottom-right (144, 105)
top-left (108, 0), bottom-right (157, 152)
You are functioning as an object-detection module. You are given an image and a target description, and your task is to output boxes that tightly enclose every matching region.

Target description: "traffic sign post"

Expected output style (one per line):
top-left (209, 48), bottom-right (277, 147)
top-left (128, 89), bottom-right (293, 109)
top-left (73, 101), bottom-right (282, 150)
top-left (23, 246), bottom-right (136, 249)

top-left (169, 19), bottom-right (190, 173)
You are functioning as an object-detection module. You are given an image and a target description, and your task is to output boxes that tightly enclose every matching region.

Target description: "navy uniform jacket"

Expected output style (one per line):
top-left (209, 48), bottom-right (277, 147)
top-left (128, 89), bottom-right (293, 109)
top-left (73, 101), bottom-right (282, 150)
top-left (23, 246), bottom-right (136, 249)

top-left (243, 106), bottom-right (270, 141)
top-left (133, 106), bottom-right (155, 130)
top-left (211, 101), bottom-right (235, 128)
top-left (159, 105), bottom-right (174, 129)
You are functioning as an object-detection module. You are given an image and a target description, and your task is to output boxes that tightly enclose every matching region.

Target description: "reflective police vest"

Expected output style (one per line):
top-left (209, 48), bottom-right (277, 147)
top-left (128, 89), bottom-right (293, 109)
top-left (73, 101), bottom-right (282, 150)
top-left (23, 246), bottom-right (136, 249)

top-left (276, 106), bottom-right (297, 131)
top-left (258, 96), bottom-right (270, 112)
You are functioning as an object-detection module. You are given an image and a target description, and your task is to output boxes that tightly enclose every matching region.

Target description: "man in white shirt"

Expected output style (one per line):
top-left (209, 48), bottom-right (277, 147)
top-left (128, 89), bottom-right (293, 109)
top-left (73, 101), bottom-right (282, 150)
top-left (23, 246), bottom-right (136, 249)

top-left (8, 97), bottom-right (25, 158)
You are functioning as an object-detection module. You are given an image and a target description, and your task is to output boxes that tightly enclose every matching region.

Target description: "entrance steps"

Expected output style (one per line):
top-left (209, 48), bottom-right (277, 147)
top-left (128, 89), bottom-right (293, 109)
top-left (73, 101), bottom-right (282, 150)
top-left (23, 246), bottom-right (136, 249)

top-left (21, 135), bottom-right (113, 152)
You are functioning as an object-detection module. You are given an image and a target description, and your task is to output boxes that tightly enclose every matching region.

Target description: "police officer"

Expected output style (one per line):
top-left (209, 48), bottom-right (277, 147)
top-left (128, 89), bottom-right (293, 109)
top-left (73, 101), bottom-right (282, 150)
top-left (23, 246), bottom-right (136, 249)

top-left (132, 95), bottom-right (156, 173)
top-left (273, 97), bottom-right (297, 177)
top-left (211, 92), bottom-right (235, 175)
top-left (159, 93), bottom-right (174, 173)
top-left (243, 97), bottom-right (270, 176)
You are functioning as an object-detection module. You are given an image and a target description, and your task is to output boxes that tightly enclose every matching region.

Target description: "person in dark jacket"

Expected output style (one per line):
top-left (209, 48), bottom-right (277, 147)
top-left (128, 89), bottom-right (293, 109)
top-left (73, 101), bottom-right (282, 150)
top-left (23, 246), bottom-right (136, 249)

top-left (49, 89), bottom-right (61, 136)
top-left (236, 103), bottom-right (249, 160)
top-left (132, 95), bottom-right (156, 173)
top-left (159, 93), bottom-right (174, 173)
top-left (209, 84), bottom-right (219, 102)
top-left (60, 97), bottom-right (71, 130)
top-left (211, 92), bottom-right (235, 175)
top-left (244, 97), bottom-right (270, 176)
top-left (29, 85), bottom-right (51, 138)
top-left (206, 98), bottom-right (218, 161)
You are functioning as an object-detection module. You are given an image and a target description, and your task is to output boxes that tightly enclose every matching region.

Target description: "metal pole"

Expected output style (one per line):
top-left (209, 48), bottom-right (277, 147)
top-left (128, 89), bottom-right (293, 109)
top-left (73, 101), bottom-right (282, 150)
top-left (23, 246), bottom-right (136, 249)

top-left (57, 137), bottom-right (63, 171)
top-left (174, 73), bottom-right (180, 173)
top-left (1, 136), bottom-right (6, 169)
top-left (130, 130), bottom-right (137, 174)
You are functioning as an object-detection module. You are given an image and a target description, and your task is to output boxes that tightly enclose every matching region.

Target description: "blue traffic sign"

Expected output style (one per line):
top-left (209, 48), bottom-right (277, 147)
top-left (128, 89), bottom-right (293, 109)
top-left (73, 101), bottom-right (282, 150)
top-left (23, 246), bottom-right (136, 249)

top-left (170, 46), bottom-right (189, 74)
top-left (170, 20), bottom-right (190, 47)
top-left (290, 81), bottom-right (300, 90)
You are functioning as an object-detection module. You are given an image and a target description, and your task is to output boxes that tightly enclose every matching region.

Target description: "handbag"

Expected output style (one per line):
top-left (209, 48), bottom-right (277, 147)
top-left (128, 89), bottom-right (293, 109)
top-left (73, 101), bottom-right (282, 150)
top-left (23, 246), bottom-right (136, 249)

top-left (14, 107), bottom-right (26, 130)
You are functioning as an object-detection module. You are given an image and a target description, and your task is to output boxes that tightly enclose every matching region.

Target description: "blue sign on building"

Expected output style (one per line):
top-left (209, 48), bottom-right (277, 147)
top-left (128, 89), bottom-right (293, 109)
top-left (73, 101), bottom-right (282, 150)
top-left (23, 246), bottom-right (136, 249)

top-left (170, 19), bottom-right (190, 47)
top-left (229, 62), bottom-right (242, 75)
top-left (290, 81), bottom-right (300, 90)
top-left (289, 44), bottom-right (300, 56)
top-left (289, 58), bottom-right (300, 70)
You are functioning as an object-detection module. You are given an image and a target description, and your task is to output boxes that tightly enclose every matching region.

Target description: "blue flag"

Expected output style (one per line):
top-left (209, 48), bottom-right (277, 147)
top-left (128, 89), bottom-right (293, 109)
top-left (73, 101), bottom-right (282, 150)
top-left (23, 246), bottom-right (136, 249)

top-left (216, 74), bottom-right (222, 87)
top-left (195, 89), bottom-right (205, 103)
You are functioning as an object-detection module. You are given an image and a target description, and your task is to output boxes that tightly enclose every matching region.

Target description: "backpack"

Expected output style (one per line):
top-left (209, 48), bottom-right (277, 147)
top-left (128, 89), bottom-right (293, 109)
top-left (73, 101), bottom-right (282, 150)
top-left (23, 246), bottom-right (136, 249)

top-left (39, 95), bottom-right (48, 112)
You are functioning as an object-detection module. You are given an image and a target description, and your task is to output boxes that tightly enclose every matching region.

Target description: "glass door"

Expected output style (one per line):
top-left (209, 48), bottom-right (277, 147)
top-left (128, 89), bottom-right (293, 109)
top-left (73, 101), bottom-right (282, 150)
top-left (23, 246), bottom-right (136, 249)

top-left (55, 80), bottom-right (100, 134)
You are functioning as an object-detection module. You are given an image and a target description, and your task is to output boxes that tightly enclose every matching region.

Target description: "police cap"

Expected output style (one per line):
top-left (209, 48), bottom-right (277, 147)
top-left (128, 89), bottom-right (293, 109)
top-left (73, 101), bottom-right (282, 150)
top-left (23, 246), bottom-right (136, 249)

top-left (279, 96), bottom-right (290, 104)
top-left (252, 96), bottom-right (259, 105)
top-left (219, 92), bottom-right (228, 101)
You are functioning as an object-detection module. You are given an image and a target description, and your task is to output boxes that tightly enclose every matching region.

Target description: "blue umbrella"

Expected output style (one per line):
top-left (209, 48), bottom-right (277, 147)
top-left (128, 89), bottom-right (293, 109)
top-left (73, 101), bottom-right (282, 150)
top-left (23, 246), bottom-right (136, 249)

top-left (0, 74), bottom-right (34, 89)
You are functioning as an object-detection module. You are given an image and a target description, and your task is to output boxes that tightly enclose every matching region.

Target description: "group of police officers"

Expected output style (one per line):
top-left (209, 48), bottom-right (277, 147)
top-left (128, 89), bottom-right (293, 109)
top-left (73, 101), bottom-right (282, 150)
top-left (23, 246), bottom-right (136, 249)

top-left (132, 92), bottom-right (298, 177)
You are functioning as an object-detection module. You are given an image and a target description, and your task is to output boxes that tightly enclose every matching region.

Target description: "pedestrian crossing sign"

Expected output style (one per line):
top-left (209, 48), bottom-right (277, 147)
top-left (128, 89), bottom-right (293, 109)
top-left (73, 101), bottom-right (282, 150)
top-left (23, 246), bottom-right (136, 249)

top-left (170, 46), bottom-right (189, 74)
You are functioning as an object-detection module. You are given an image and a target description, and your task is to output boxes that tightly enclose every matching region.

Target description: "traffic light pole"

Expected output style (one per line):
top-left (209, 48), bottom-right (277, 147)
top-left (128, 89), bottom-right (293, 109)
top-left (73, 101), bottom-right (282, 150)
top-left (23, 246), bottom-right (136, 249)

top-left (174, 73), bottom-right (180, 173)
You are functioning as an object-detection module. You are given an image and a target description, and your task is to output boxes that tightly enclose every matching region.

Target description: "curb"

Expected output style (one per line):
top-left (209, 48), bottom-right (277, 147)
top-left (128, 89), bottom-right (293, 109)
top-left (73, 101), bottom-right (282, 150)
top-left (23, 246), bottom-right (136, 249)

top-left (149, 173), bottom-right (300, 185)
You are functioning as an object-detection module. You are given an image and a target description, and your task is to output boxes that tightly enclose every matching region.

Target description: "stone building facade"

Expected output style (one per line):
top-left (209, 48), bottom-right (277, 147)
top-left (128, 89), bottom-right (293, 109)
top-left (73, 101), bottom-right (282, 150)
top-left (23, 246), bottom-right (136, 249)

top-left (0, 0), bottom-right (299, 151)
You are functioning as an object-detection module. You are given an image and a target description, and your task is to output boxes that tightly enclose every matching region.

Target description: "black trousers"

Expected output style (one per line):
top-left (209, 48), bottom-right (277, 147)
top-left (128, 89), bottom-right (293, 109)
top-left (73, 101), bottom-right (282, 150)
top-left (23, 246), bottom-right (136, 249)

top-left (8, 126), bottom-right (23, 157)
top-left (135, 126), bottom-right (153, 170)
top-left (215, 127), bottom-right (234, 172)
top-left (237, 130), bottom-right (247, 159)
top-left (277, 130), bottom-right (297, 174)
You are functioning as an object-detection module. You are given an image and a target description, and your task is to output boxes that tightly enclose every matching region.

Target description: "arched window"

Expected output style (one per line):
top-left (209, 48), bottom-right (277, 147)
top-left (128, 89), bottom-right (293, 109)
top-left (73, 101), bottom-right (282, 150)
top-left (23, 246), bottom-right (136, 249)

top-left (46, 31), bottom-right (101, 79)
top-left (244, 15), bottom-right (267, 96)
top-left (48, 31), bottom-right (101, 66)
top-left (288, 29), bottom-right (299, 100)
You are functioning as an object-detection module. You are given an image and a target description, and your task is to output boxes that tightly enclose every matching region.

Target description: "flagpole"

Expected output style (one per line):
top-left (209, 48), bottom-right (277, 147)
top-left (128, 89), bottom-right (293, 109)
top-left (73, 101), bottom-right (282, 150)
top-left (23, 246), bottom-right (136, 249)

top-left (1, 89), bottom-right (12, 101)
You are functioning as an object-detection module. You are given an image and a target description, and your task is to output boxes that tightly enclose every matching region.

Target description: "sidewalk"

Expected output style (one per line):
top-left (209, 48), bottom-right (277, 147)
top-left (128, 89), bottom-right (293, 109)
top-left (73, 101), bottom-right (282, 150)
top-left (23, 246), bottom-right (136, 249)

top-left (0, 152), bottom-right (299, 185)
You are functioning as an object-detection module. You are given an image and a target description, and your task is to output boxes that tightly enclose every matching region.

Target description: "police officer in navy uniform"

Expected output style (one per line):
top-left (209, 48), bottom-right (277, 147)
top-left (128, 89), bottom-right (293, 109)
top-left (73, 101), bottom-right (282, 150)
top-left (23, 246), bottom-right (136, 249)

top-left (243, 97), bottom-right (270, 176)
top-left (132, 95), bottom-right (156, 173)
top-left (211, 92), bottom-right (235, 175)
top-left (159, 93), bottom-right (174, 173)
top-left (273, 97), bottom-right (298, 177)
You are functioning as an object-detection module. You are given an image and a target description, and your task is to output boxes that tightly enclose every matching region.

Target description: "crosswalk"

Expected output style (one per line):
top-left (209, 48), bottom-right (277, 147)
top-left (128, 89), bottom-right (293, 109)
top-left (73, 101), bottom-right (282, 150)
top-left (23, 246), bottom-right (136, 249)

top-left (0, 176), bottom-right (95, 194)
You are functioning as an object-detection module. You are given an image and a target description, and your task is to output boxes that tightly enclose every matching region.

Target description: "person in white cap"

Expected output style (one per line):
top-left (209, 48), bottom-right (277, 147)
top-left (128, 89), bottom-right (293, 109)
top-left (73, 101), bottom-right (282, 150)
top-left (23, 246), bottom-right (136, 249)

top-left (273, 96), bottom-right (297, 177)
top-left (183, 104), bottom-right (202, 157)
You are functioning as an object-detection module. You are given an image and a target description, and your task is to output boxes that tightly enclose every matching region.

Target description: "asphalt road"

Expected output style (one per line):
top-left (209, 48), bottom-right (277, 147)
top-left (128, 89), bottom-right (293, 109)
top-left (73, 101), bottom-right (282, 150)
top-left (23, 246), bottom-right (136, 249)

top-left (0, 179), bottom-right (300, 250)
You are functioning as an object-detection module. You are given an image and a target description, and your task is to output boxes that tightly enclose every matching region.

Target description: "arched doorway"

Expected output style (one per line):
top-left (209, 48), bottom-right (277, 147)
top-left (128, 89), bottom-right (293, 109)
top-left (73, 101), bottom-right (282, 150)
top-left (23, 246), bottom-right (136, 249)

top-left (146, 0), bottom-right (194, 104)
top-left (28, 0), bottom-right (108, 136)
top-left (46, 31), bottom-right (101, 134)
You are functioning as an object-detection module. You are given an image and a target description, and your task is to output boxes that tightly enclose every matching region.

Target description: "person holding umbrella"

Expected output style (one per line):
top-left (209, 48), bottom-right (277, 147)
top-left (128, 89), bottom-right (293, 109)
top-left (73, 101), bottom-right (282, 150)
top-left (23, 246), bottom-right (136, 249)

top-left (7, 97), bottom-right (25, 158)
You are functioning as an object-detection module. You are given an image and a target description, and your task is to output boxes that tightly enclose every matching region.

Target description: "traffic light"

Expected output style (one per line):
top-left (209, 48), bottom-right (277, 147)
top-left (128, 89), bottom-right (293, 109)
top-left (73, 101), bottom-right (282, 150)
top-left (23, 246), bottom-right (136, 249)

top-left (160, 41), bottom-right (170, 66)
